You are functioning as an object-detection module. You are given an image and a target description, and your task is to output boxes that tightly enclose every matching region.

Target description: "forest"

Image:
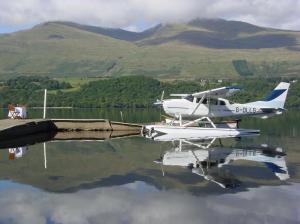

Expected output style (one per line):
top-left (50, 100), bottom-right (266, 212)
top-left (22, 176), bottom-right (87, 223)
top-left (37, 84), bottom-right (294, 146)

top-left (0, 75), bottom-right (299, 109)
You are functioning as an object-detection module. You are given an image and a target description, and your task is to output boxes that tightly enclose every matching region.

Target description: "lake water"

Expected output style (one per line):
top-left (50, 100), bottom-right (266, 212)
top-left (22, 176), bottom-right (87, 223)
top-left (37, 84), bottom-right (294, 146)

top-left (0, 108), bottom-right (299, 224)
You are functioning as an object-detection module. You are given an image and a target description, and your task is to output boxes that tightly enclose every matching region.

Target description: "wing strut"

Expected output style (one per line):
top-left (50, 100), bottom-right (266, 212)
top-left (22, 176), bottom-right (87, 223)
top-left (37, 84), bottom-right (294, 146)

top-left (190, 94), bottom-right (206, 115)
top-left (182, 116), bottom-right (216, 128)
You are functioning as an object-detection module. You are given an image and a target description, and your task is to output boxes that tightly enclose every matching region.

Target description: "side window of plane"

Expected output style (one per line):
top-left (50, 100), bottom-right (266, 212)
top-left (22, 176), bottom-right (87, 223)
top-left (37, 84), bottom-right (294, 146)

top-left (219, 100), bottom-right (226, 106)
top-left (202, 98), bottom-right (207, 104)
top-left (196, 98), bottom-right (201, 103)
top-left (210, 98), bottom-right (218, 105)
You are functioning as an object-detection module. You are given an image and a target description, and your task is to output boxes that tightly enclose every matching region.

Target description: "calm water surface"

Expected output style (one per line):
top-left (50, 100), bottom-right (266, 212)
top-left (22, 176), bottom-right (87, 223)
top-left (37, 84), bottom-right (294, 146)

top-left (0, 108), bottom-right (299, 224)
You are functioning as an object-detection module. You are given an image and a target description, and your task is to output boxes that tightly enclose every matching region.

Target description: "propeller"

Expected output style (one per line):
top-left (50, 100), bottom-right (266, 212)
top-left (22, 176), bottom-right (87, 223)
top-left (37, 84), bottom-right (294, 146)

top-left (154, 90), bottom-right (165, 106)
top-left (161, 90), bottom-right (165, 102)
top-left (153, 90), bottom-right (165, 121)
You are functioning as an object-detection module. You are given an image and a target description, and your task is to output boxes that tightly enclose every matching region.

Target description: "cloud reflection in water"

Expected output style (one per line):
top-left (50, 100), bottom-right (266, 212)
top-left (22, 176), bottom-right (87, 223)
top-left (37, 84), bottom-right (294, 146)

top-left (0, 181), bottom-right (299, 224)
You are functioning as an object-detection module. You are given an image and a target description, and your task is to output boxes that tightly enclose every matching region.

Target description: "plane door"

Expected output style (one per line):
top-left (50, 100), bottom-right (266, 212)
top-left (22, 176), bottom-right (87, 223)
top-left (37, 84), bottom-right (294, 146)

top-left (209, 99), bottom-right (230, 117)
top-left (194, 98), bottom-right (209, 116)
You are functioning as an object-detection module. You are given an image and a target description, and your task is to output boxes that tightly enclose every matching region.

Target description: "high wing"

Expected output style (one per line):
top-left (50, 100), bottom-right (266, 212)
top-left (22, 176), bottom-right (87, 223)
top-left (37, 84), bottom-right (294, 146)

top-left (170, 86), bottom-right (241, 99)
top-left (169, 94), bottom-right (189, 97)
top-left (192, 86), bottom-right (241, 98)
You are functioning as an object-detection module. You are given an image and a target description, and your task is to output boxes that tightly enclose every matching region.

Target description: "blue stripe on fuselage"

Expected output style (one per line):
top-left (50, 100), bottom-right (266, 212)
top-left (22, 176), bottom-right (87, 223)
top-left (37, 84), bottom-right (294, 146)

top-left (264, 89), bottom-right (286, 101)
top-left (264, 162), bottom-right (286, 174)
top-left (226, 85), bottom-right (241, 90)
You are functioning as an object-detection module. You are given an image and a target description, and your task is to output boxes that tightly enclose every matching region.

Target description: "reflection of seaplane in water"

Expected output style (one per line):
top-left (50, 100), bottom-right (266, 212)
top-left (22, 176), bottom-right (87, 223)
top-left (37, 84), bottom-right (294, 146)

top-left (143, 82), bottom-right (290, 138)
top-left (155, 139), bottom-right (289, 189)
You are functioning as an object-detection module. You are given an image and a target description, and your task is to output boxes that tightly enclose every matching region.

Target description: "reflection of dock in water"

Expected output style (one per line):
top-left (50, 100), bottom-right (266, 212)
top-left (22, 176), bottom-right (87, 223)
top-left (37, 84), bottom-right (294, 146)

top-left (0, 129), bottom-right (140, 149)
top-left (0, 118), bottom-right (142, 142)
top-left (53, 130), bottom-right (140, 141)
top-left (2, 130), bottom-right (141, 170)
top-left (0, 134), bottom-right (293, 193)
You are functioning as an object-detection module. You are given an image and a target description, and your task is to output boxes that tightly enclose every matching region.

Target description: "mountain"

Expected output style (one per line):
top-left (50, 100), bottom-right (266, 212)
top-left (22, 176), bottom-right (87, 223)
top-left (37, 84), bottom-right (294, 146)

top-left (50, 21), bottom-right (162, 41)
top-left (0, 18), bottom-right (299, 80)
top-left (139, 19), bottom-right (297, 49)
top-left (188, 18), bottom-right (265, 34)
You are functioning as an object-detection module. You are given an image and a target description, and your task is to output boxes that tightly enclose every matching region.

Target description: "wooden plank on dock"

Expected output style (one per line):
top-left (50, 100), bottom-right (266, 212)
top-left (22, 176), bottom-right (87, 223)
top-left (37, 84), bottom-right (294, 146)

top-left (51, 119), bottom-right (142, 131)
top-left (51, 119), bottom-right (112, 131)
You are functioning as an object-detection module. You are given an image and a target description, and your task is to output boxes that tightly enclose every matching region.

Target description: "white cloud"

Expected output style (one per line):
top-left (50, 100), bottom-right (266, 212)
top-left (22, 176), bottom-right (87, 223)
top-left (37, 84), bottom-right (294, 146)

top-left (0, 0), bottom-right (300, 31)
top-left (123, 25), bottom-right (140, 32)
top-left (0, 181), bottom-right (299, 224)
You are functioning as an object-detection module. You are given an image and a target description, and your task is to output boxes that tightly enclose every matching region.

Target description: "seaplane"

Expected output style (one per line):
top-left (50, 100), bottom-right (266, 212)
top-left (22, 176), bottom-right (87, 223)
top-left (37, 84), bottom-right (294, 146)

top-left (142, 82), bottom-right (290, 139)
top-left (154, 139), bottom-right (289, 189)
top-left (155, 82), bottom-right (290, 120)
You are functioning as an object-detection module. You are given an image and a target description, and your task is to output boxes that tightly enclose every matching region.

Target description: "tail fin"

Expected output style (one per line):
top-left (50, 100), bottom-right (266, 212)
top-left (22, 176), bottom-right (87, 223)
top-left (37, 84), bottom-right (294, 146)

top-left (263, 82), bottom-right (290, 109)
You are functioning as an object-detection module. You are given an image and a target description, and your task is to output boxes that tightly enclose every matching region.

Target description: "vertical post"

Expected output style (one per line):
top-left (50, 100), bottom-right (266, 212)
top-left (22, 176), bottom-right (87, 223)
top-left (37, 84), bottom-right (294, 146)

top-left (179, 114), bottom-right (182, 126)
top-left (43, 89), bottom-right (47, 119)
top-left (120, 111), bottom-right (123, 122)
top-left (179, 139), bottom-right (182, 151)
top-left (43, 142), bottom-right (47, 169)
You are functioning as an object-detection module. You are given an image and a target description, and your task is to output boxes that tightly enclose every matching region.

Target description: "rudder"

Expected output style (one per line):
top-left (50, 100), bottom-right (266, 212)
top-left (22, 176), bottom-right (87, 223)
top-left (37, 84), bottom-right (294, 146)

top-left (263, 82), bottom-right (290, 108)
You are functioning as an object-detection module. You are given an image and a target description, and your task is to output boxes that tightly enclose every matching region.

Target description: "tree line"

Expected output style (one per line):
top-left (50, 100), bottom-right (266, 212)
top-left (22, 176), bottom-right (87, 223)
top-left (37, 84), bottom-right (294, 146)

top-left (0, 75), bottom-right (299, 109)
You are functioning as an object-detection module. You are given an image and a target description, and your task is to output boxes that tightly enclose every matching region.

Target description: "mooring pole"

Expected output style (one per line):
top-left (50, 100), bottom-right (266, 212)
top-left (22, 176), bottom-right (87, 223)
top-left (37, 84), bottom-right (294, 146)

top-left (43, 142), bottom-right (47, 169)
top-left (179, 114), bottom-right (182, 126)
top-left (120, 111), bottom-right (123, 122)
top-left (43, 89), bottom-right (47, 119)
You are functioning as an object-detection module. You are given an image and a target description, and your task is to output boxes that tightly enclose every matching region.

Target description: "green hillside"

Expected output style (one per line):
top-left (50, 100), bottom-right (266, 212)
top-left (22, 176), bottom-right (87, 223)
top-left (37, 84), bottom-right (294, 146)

top-left (0, 19), bottom-right (300, 80)
top-left (0, 23), bottom-right (137, 78)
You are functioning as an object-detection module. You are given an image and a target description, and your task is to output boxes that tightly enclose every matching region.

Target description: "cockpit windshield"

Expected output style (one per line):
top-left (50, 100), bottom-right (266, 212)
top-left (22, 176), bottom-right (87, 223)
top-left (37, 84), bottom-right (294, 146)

top-left (184, 95), bottom-right (194, 102)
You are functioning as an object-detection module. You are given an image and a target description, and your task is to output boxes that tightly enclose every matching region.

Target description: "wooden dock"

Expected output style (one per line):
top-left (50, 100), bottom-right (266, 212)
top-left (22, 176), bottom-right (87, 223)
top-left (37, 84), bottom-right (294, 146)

top-left (0, 119), bottom-right (142, 141)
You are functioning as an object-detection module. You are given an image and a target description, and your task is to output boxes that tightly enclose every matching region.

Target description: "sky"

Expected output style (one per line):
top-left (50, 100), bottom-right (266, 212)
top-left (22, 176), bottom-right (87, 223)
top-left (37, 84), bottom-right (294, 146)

top-left (0, 0), bottom-right (300, 33)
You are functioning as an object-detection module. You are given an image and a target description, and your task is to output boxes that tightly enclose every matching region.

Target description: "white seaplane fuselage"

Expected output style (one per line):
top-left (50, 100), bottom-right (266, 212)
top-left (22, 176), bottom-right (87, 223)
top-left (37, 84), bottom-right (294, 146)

top-left (143, 82), bottom-right (290, 140)
top-left (162, 82), bottom-right (290, 119)
top-left (163, 97), bottom-right (277, 119)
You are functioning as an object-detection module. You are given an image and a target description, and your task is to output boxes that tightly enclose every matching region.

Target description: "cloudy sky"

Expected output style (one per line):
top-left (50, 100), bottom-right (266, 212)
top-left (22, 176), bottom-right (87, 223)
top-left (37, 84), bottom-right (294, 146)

top-left (0, 0), bottom-right (300, 33)
top-left (0, 181), bottom-right (299, 224)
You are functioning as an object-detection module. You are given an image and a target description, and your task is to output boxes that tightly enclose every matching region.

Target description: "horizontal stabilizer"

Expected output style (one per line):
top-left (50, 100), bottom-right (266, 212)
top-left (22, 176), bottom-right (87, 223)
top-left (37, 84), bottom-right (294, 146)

top-left (260, 107), bottom-right (285, 113)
